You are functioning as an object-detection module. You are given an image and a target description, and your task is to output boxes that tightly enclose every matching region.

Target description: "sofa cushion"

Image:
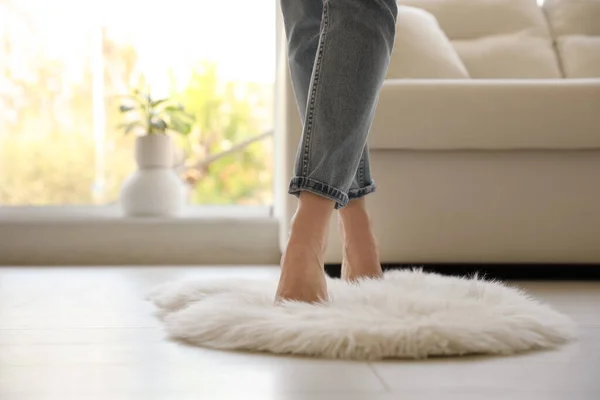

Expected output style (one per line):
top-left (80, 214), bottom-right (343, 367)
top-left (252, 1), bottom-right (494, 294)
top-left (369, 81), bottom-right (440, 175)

top-left (453, 34), bottom-right (563, 78)
top-left (400, 0), bottom-right (562, 78)
top-left (400, 0), bottom-right (549, 39)
top-left (544, 0), bottom-right (600, 78)
top-left (558, 35), bottom-right (600, 77)
top-left (543, 0), bottom-right (600, 36)
top-left (387, 6), bottom-right (470, 79)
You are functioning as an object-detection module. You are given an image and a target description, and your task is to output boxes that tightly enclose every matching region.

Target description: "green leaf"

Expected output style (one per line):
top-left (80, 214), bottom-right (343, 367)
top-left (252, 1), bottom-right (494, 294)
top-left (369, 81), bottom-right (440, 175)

top-left (172, 111), bottom-right (195, 124)
top-left (170, 118), bottom-right (192, 135)
top-left (163, 104), bottom-right (185, 113)
top-left (119, 104), bottom-right (135, 113)
top-left (150, 119), bottom-right (167, 131)
top-left (151, 98), bottom-right (169, 108)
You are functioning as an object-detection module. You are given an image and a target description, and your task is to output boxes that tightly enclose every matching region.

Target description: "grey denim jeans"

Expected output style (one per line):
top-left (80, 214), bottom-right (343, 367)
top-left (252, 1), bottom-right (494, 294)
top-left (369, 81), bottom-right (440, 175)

top-left (281, 0), bottom-right (397, 208)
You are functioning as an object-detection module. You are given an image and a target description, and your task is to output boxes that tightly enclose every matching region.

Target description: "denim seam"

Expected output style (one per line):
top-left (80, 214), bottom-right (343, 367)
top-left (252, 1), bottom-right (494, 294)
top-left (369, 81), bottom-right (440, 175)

top-left (301, 0), bottom-right (330, 176)
top-left (358, 156), bottom-right (365, 187)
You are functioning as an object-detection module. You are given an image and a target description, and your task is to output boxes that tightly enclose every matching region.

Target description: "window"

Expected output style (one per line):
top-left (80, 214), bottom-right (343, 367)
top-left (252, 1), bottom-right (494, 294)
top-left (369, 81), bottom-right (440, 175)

top-left (0, 0), bottom-right (275, 206)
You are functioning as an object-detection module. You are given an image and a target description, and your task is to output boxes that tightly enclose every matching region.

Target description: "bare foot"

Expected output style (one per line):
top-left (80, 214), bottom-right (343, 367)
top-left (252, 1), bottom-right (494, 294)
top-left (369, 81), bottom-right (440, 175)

top-left (276, 241), bottom-right (328, 303)
top-left (275, 193), bottom-right (334, 303)
top-left (338, 199), bottom-right (383, 282)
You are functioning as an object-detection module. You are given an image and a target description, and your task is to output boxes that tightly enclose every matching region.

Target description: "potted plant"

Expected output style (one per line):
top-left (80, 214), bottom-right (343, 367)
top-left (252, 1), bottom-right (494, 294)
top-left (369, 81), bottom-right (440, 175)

top-left (118, 89), bottom-right (194, 217)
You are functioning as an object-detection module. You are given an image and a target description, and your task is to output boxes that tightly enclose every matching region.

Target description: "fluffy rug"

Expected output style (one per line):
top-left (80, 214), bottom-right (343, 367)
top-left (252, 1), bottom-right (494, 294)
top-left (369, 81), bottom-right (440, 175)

top-left (148, 269), bottom-right (577, 360)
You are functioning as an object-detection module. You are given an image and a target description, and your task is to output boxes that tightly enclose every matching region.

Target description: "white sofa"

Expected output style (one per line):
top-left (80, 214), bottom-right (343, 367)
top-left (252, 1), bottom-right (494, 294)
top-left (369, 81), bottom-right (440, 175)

top-left (275, 0), bottom-right (600, 264)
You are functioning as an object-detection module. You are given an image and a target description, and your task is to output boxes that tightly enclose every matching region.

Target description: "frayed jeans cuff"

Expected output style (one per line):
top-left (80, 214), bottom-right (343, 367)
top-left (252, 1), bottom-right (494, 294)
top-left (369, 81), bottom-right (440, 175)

top-left (348, 181), bottom-right (376, 200)
top-left (289, 177), bottom-right (349, 209)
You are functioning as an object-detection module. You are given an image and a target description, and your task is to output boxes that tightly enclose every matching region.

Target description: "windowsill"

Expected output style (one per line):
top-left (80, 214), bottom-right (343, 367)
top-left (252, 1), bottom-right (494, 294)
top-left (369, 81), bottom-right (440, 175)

top-left (0, 206), bottom-right (281, 266)
top-left (0, 205), bottom-right (272, 222)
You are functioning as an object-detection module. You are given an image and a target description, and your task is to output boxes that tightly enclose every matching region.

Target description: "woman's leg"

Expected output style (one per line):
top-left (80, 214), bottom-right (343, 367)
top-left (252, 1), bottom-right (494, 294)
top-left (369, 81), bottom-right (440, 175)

top-left (277, 0), bottom-right (330, 303)
top-left (277, 0), bottom-right (397, 301)
top-left (338, 195), bottom-right (382, 282)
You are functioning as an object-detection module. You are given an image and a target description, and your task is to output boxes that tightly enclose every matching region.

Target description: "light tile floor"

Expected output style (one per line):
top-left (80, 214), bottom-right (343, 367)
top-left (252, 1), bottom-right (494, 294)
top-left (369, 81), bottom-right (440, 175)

top-left (0, 266), bottom-right (598, 400)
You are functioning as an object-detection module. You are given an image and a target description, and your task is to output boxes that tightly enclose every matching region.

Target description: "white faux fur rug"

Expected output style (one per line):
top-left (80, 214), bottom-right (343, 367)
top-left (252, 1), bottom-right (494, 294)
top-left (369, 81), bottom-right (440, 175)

top-left (148, 270), bottom-right (577, 360)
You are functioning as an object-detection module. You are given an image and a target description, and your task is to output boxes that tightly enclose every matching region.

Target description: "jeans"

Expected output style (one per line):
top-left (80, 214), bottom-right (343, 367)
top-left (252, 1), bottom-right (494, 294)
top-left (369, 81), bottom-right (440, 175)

top-left (281, 0), bottom-right (397, 208)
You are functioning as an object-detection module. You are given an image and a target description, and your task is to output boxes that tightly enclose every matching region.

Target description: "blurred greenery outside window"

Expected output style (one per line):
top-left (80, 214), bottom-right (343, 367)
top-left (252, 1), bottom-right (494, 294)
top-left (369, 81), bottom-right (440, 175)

top-left (0, 0), bottom-right (275, 206)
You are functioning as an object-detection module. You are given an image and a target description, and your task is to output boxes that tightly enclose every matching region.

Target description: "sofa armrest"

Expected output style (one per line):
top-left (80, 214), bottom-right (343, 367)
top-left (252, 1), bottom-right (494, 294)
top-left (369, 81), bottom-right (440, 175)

top-left (370, 79), bottom-right (600, 150)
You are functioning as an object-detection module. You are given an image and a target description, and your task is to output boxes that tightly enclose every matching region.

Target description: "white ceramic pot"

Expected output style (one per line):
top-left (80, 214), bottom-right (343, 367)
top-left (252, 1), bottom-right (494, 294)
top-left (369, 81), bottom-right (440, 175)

top-left (135, 134), bottom-right (173, 168)
top-left (120, 135), bottom-right (187, 217)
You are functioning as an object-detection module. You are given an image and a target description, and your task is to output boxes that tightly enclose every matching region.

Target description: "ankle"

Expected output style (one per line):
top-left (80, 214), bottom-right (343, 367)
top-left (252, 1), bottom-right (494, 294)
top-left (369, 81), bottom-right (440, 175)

top-left (339, 211), bottom-right (374, 240)
top-left (289, 193), bottom-right (335, 247)
top-left (288, 215), bottom-right (328, 251)
top-left (282, 232), bottom-right (327, 274)
top-left (298, 191), bottom-right (336, 216)
top-left (340, 199), bottom-right (371, 224)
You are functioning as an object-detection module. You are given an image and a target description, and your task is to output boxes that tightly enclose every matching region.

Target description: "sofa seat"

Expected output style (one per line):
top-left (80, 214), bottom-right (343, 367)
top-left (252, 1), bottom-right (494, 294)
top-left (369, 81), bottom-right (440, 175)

top-left (370, 79), bottom-right (600, 151)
